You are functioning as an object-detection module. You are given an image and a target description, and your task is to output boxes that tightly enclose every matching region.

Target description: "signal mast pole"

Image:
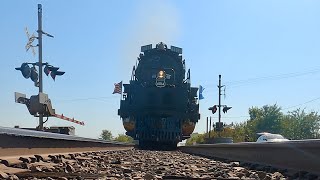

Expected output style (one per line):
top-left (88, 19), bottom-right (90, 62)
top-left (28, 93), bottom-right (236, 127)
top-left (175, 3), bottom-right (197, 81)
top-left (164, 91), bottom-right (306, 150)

top-left (37, 4), bottom-right (44, 130)
top-left (218, 75), bottom-right (221, 124)
top-left (16, 4), bottom-right (71, 130)
top-left (208, 75), bottom-right (231, 140)
top-left (218, 75), bottom-right (224, 137)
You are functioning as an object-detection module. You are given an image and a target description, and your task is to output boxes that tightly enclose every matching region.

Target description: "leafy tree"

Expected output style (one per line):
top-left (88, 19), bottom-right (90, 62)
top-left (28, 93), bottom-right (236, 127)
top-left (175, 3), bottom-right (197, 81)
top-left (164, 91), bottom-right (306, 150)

top-left (281, 114), bottom-right (296, 139)
top-left (184, 105), bottom-right (320, 145)
top-left (281, 109), bottom-right (320, 140)
top-left (186, 133), bottom-right (205, 145)
top-left (230, 122), bottom-right (248, 142)
top-left (248, 104), bottom-right (283, 135)
top-left (202, 123), bottom-right (248, 143)
top-left (100, 130), bottom-right (113, 140)
top-left (114, 134), bottom-right (134, 143)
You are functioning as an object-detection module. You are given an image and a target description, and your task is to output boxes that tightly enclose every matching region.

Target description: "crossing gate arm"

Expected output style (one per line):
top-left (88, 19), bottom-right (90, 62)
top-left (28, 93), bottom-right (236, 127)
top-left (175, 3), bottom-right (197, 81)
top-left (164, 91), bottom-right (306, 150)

top-left (53, 114), bottom-right (85, 126)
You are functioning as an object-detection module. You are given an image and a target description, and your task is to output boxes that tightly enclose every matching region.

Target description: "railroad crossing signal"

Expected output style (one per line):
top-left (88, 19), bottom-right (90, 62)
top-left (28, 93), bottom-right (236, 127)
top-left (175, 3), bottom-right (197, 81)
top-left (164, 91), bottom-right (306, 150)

top-left (209, 105), bottom-right (217, 114)
top-left (54, 114), bottom-right (85, 126)
top-left (214, 122), bottom-right (224, 131)
top-left (30, 66), bottom-right (38, 83)
top-left (14, 4), bottom-right (68, 130)
top-left (15, 63), bottom-right (31, 79)
top-left (223, 106), bottom-right (232, 113)
top-left (25, 26), bottom-right (54, 57)
top-left (25, 27), bottom-right (37, 57)
top-left (15, 92), bottom-right (85, 126)
top-left (15, 92), bottom-right (55, 117)
top-left (208, 75), bottom-right (233, 135)
top-left (44, 65), bottom-right (65, 80)
top-left (209, 105), bottom-right (232, 114)
top-left (15, 63), bottom-right (65, 85)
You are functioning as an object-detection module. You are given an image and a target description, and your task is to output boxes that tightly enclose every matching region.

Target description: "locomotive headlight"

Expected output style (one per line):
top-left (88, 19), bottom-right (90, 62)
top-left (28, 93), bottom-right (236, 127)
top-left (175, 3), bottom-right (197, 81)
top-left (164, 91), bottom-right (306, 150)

top-left (158, 70), bottom-right (165, 78)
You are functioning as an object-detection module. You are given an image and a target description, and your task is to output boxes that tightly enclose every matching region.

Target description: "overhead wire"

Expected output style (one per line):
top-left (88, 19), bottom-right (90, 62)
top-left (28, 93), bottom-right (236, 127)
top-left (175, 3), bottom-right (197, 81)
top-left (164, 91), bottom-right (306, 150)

top-left (56, 67), bottom-right (320, 103)
top-left (203, 67), bottom-right (320, 89)
top-left (282, 97), bottom-right (320, 111)
top-left (55, 96), bottom-right (118, 103)
top-left (219, 97), bottom-right (320, 119)
top-left (226, 68), bottom-right (320, 86)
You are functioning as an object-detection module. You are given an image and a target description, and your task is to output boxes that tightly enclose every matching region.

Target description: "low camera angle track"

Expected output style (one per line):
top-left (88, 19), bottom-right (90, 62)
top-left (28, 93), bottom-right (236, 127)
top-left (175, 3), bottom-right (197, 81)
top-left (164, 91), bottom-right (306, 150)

top-left (1, 1), bottom-right (320, 180)
top-left (0, 127), bottom-right (319, 179)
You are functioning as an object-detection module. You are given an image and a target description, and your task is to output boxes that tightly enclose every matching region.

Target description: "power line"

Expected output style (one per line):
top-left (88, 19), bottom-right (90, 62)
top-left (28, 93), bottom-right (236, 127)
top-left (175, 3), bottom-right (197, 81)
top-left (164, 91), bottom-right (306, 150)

top-left (220, 116), bottom-right (250, 119)
top-left (282, 97), bottom-right (320, 110)
top-left (203, 67), bottom-right (320, 89)
top-left (55, 96), bottom-right (118, 103)
top-left (216, 97), bottom-right (320, 119)
top-left (55, 68), bottom-right (320, 104)
top-left (226, 68), bottom-right (320, 86)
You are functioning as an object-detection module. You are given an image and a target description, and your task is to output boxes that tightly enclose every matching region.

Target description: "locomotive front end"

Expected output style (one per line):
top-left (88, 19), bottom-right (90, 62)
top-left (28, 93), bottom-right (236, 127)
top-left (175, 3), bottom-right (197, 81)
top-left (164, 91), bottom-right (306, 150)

top-left (118, 42), bottom-right (200, 148)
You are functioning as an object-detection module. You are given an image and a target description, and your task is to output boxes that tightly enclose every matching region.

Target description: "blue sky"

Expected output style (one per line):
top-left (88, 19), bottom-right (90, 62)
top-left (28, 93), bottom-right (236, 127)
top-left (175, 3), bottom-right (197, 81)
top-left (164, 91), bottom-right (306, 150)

top-left (1, 0), bottom-right (320, 138)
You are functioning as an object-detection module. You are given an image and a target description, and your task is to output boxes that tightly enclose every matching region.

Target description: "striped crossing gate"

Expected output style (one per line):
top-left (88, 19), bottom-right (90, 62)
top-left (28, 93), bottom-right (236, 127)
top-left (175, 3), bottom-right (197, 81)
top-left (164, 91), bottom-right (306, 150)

top-left (53, 114), bottom-right (85, 126)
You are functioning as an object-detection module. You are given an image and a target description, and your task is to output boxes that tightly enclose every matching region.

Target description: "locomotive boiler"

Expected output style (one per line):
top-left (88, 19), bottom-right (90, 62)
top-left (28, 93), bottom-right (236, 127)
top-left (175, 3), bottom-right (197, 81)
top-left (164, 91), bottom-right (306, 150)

top-left (118, 42), bottom-right (200, 148)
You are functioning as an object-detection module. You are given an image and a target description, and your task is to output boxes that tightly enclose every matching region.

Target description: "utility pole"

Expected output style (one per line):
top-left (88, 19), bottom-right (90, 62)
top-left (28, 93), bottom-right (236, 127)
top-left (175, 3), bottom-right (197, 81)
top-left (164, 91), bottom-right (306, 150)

top-left (38, 4), bottom-right (44, 130)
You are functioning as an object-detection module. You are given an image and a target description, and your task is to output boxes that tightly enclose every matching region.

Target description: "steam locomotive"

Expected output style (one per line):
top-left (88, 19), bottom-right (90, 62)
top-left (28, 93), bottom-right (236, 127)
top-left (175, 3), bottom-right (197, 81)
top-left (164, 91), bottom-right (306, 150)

top-left (118, 42), bottom-right (200, 148)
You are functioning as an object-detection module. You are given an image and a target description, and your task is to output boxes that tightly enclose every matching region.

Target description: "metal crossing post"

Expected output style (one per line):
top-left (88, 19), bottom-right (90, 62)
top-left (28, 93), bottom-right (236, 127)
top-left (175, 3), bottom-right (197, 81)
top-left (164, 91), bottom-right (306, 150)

top-left (15, 4), bottom-right (73, 130)
top-left (218, 75), bottom-right (222, 137)
top-left (37, 4), bottom-right (44, 130)
top-left (209, 116), bottom-right (212, 138)
top-left (206, 117), bottom-right (208, 137)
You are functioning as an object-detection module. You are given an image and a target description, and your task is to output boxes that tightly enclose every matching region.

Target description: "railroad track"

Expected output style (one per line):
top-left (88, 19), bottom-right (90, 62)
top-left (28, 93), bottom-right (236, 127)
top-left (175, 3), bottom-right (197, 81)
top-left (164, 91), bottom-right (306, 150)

top-left (0, 126), bottom-right (133, 157)
top-left (180, 140), bottom-right (320, 177)
top-left (0, 126), bottom-right (135, 179)
top-left (0, 126), bottom-right (319, 179)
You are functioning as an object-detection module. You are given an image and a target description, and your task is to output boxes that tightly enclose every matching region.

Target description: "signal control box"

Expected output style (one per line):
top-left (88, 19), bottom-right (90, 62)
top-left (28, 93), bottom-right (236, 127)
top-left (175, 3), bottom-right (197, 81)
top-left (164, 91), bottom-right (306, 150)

top-left (215, 122), bottom-right (224, 132)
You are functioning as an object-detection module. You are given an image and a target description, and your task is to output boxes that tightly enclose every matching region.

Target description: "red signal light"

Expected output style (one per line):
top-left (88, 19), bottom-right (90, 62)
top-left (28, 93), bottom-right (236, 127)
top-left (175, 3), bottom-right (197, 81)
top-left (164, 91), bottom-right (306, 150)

top-left (208, 105), bottom-right (217, 114)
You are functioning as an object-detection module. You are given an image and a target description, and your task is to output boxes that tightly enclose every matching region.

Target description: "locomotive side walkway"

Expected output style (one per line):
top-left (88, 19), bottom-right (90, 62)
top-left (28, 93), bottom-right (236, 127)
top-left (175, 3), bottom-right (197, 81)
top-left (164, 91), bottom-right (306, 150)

top-left (180, 140), bottom-right (320, 175)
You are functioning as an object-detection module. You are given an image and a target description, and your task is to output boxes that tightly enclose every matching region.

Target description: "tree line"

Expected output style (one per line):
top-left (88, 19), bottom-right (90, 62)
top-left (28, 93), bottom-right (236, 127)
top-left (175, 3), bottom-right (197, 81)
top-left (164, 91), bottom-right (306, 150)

top-left (186, 104), bottom-right (320, 145)
top-left (99, 130), bottom-right (134, 143)
top-left (99, 104), bottom-right (320, 144)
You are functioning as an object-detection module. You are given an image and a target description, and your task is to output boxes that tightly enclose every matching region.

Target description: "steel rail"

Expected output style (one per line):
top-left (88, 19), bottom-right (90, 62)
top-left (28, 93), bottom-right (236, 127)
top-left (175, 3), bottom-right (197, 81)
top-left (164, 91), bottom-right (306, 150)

top-left (0, 126), bottom-right (126, 145)
top-left (179, 140), bottom-right (320, 175)
top-left (0, 127), bottom-right (134, 157)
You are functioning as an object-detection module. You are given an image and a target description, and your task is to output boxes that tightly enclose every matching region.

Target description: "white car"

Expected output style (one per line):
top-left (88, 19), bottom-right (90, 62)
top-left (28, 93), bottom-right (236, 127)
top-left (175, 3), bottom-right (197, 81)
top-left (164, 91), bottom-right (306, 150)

top-left (256, 133), bottom-right (289, 143)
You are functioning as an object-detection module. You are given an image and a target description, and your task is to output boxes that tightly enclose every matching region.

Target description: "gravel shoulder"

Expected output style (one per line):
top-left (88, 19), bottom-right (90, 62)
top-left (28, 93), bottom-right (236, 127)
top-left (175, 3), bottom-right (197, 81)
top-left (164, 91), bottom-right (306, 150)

top-left (0, 149), bottom-right (314, 179)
